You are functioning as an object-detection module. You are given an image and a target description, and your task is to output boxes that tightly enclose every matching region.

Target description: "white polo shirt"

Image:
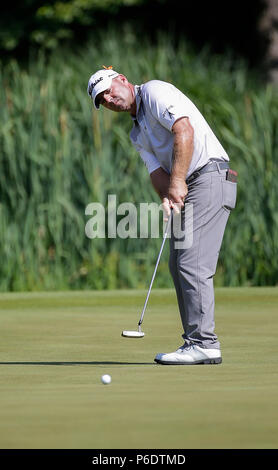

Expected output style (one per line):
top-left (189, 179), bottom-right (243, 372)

top-left (129, 80), bottom-right (229, 178)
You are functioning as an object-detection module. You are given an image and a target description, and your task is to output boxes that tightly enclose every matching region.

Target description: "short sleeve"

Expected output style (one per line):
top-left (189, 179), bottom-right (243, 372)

top-left (143, 81), bottom-right (189, 132)
top-left (139, 149), bottom-right (161, 174)
top-left (130, 124), bottom-right (161, 174)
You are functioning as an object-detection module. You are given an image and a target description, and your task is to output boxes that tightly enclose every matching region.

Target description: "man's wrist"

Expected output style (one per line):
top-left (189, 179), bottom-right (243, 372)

top-left (170, 174), bottom-right (186, 183)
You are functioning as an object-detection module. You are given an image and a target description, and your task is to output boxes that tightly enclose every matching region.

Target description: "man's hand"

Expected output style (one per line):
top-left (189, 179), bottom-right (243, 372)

top-left (162, 191), bottom-right (187, 221)
top-left (162, 197), bottom-right (171, 220)
top-left (168, 177), bottom-right (188, 213)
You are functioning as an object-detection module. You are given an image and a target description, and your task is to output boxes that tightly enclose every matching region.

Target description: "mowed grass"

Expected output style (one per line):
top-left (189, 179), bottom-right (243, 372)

top-left (0, 287), bottom-right (277, 449)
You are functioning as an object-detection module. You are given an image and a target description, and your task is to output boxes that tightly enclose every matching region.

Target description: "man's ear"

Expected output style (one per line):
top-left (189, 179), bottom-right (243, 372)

top-left (117, 74), bottom-right (128, 84)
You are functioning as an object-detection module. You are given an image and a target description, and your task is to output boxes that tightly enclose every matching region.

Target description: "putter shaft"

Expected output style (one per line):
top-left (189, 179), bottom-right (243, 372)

top-left (138, 211), bottom-right (172, 328)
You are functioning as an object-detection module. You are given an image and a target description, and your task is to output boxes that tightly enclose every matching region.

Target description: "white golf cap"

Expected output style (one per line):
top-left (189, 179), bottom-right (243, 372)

top-left (87, 66), bottom-right (119, 109)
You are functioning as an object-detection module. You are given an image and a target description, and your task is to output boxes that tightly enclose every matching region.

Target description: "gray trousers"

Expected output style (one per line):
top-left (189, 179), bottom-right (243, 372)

top-left (169, 167), bottom-right (237, 349)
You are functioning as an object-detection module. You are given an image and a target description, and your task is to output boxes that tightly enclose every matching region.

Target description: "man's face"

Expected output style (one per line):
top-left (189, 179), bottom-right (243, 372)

top-left (96, 75), bottom-right (135, 113)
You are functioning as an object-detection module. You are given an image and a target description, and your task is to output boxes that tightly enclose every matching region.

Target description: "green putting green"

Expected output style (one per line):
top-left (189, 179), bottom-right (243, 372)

top-left (0, 287), bottom-right (277, 449)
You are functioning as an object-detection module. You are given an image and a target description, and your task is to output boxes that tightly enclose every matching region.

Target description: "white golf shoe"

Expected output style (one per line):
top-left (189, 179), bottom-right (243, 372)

top-left (154, 344), bottom-right (222, 365)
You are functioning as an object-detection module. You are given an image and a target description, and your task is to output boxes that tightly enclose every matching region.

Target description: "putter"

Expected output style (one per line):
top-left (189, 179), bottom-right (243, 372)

top-left (122, 209), bottom-right (173, 338)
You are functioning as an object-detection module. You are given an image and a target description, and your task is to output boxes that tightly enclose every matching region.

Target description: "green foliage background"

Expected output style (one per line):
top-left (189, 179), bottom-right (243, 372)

top-left (1, 29), bottom-right (278, 291)
top-left (0, 0), bottom-right (146, 52)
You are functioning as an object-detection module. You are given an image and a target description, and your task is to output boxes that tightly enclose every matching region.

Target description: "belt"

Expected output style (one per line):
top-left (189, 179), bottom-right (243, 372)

top-left (186, 159), bottom-right (230, 184)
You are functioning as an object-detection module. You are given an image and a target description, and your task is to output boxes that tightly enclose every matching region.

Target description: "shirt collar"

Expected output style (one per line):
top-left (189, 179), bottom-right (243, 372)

top-left (131, 85), bottom-right (142, 121)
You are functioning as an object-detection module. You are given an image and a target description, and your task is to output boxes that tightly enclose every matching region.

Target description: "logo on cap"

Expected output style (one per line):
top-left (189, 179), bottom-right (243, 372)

top-left (88, 77), bottom-right (103, 97)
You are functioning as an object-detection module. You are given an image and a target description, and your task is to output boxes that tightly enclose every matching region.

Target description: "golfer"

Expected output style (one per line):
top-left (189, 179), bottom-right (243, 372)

top-left (87, 67), bottom-right (237, 365)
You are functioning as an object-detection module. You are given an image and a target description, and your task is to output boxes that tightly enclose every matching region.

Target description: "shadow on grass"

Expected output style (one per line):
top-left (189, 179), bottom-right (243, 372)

top-left (0, 361), bottom-right (154, 366)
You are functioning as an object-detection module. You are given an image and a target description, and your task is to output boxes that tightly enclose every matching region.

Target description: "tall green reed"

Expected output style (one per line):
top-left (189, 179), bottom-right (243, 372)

top-left (0, 30), bottom-right (277, 290)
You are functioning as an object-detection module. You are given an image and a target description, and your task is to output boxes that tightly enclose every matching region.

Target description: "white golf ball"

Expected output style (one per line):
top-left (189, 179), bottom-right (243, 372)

top-left (101, 374), bottom-right (111, 385)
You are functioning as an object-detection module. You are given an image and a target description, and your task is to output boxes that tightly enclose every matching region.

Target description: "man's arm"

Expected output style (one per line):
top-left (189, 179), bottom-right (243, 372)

top-left (149, 117), bottom-right (194, 217)
top-left (168, 117), bottom-right (194, 208)
top-left (150, 167), bottom-right (170, 200)
top-left (150, 167), bottom-right (173, 219)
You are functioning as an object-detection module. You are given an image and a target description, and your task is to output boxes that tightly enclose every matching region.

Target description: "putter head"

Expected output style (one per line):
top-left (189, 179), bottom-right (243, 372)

top-left (121, 330), bottom-right (145, 338)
